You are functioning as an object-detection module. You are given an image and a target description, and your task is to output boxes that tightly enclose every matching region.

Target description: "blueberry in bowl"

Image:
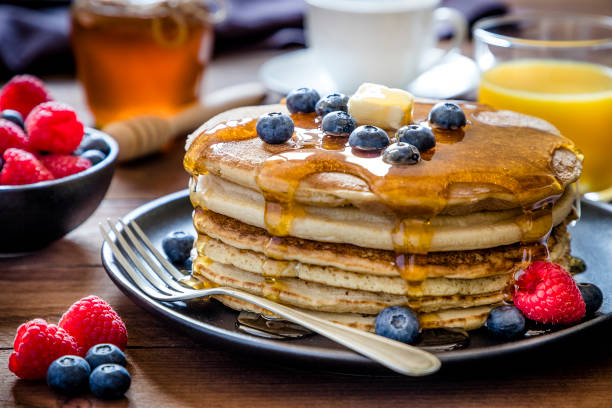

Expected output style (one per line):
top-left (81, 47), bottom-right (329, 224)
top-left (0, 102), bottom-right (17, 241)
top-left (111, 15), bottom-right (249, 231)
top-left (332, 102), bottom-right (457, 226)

top-left (0, 128), bottom-right (118, 255)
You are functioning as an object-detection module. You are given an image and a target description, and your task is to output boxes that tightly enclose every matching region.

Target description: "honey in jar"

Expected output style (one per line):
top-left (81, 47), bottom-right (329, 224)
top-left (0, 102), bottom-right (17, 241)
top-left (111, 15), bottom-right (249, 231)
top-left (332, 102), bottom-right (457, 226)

top-left (71, 0), bottom-right (225, 127)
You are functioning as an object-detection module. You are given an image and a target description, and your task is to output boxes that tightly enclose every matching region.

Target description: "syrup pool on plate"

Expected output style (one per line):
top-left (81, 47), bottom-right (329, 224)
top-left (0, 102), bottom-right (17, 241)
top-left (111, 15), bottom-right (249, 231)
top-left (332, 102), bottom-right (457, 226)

top-left (478, 59), bottom-right (612, 194)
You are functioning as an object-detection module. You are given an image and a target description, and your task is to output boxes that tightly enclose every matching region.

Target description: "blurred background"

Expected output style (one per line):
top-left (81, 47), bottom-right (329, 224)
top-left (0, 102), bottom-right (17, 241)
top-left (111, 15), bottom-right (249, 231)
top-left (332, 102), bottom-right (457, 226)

top-left (0, 0), bottom-right (609, 79)
top-left (0, 0), bottom-right (611, 196)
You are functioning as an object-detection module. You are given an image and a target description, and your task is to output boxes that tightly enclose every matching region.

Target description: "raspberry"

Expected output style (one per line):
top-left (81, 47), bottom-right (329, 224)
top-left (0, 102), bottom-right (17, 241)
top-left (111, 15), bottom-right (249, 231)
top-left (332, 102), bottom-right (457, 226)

top-left (8, 319), bottom-right (83, 380)
top-left (0, 148), bottom-right (54, 185)
top-left (0, 75), bottom-right (51, 118)
top-left (40, 154), bottom-right (92, 178)
top-left (0, 119), bottom-right (29, 155)
top-left (514, 261), bottom-right (586, 325)
top-left (25, 102), bottom-right (84, 154)
top-left (59, 296), bottom-right (128, 351)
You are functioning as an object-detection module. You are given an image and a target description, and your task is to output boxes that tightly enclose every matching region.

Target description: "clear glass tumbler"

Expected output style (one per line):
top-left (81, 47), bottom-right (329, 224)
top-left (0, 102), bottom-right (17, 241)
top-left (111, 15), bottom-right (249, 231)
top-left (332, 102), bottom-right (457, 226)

top-left (72, 0), bottom-right (226, 127)
top-left (473, 13), bottom-right (612, 199)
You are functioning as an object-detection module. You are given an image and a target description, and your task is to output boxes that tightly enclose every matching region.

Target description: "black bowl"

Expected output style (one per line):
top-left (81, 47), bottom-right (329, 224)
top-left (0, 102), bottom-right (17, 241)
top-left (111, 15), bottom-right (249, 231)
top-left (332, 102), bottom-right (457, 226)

top-left (0, 128), bottom-right (118, 256)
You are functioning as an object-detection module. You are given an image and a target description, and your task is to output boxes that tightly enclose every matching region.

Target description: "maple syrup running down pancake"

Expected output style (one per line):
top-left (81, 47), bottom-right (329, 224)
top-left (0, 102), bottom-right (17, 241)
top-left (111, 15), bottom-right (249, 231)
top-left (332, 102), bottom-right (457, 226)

top-left (185, 101), bottom-right (581, 251)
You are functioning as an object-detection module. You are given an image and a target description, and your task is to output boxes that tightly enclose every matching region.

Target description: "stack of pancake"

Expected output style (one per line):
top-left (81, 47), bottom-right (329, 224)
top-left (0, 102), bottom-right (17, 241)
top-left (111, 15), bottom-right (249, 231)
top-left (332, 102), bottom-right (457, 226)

top-left (183, 100), bottom-right (582, 332)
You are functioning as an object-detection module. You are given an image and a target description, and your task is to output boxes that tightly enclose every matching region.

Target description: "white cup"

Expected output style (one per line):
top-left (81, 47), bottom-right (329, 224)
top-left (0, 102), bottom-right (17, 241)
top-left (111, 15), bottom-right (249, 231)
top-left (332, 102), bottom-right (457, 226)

top-left (305, 0), bottom-right (467, 93)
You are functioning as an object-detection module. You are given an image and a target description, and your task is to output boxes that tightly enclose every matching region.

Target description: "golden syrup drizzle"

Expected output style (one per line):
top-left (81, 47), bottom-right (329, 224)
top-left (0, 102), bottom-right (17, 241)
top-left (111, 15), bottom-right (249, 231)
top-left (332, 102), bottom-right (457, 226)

top-left (395, 253), bottom-right (426, 299)
top-left (179, 274), bottom-right (211, 290)
top-left (262, 278), bottom-right (285, 302)
top-left (184, 102), bottom-right (581, 297)
top-left (262, 236), bottom-right (289, 260)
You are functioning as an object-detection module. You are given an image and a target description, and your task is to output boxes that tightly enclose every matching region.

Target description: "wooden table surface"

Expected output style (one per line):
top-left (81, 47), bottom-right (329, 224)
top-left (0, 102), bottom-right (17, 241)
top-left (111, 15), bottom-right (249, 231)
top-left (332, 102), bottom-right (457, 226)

top-left (2, 2), bottom-right (612, 406)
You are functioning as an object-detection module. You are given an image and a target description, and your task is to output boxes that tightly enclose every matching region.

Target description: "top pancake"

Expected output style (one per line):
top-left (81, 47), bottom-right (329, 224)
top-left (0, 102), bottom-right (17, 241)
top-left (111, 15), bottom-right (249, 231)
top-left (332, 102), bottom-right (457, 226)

top-left (184, 101), bottom-right (582, 215)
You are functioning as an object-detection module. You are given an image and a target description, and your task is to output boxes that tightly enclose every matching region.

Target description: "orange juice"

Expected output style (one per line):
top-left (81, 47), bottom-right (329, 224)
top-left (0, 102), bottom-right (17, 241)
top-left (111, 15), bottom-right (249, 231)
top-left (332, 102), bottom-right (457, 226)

top-left (478, 59), bottom-right (612, 193)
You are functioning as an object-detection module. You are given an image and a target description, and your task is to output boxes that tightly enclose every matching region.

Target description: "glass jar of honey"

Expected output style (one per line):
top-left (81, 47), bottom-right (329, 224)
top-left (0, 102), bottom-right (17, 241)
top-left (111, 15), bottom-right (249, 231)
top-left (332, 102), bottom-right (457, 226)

top-left (71, 0), bottom-right (226, 127)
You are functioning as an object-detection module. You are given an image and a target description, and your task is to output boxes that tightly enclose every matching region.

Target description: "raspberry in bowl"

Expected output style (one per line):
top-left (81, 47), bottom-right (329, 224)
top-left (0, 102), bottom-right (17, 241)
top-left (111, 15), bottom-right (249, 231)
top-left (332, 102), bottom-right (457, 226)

top-left (0, 75), bottom-right (118, 255)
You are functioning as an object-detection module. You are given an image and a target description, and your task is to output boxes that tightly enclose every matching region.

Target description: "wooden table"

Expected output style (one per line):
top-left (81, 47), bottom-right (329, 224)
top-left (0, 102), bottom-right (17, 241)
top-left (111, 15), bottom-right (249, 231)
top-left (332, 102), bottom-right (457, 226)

top-left (2, 4), bottom-right (612, 405)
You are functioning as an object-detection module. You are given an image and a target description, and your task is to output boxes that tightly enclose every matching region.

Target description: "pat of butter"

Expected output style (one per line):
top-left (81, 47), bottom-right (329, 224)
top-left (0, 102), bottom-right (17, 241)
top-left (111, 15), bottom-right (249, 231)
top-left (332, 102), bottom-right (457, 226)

top-left (348, 83), bottom-right (414, 129)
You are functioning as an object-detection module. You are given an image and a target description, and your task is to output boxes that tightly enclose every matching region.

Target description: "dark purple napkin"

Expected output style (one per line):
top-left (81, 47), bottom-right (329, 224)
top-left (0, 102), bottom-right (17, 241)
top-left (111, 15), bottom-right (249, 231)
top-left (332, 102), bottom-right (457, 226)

top-left (0, 0), bottom-right (507, 78)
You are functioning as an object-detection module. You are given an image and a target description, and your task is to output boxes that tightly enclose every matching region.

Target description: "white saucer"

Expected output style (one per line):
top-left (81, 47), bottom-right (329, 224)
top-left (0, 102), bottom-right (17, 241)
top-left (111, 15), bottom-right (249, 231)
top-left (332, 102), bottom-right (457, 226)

top-left (259, 48), bottom-right (480, 100)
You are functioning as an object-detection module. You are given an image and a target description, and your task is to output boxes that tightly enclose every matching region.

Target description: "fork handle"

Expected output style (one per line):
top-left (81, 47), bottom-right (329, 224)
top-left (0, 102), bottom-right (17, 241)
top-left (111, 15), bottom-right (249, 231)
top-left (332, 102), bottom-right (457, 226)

top-left (194, 287), bottom-right (441, 376)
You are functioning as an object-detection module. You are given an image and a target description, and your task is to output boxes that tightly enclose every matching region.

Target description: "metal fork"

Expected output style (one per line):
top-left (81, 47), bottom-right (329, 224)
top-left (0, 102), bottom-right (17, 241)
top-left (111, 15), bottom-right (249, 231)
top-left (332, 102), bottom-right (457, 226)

top-left (100, 218), bottom-right (441, 376)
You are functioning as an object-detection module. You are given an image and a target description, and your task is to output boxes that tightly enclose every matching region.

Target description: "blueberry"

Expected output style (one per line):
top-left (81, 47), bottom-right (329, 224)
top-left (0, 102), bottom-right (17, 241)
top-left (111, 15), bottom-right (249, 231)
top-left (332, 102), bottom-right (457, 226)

top-left (184, 257), bottom-right (193, 271)
top-left (375, 306), bottom-right (420, 343)
top-left (315, 93), bottom-right (349, 117)
top-left (89, 364), bottom-right (131, 400)
top-left (286, 88), bottom-right (320, 114)
top-left (80, 136), bottom-right (111, 155)
top-left (348, 125), bottom-right (390, 151)
top-left (321, 111), bottom-right (356, 136)
top-left (578, 283), bottom-right (603, 316)
top-left (428, 102), bottom-right (466, 129)
top-left (1, 109), bottom-right (24, 129)
top-left (382, 142), bottom-right (421, 165)
top-left (256, 112), bottom-right (294, 145)
top-left (86, 344), bottom-right (127, 370)
top-left (46, 355), bottom-right (91, 395)
top-left (81, 149), bottom-right (106, 165)
top-left (396, 125), bottom-right (436, 152)
top-left (162, 231), bottom-right (194, 264)
top-left (485, 305), bottom-right (526, 339)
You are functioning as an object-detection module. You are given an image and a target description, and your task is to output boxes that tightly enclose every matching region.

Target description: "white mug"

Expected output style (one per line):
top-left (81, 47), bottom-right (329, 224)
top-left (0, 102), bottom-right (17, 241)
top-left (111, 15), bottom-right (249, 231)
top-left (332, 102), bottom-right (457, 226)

top-left (305, 0), bottom-right (467, 93)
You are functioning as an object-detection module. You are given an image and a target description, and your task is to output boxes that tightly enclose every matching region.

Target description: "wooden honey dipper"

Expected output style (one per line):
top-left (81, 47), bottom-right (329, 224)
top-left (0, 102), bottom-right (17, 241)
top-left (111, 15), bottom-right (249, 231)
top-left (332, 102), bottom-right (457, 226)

top-left (103, 82), bottom-right (267, 161)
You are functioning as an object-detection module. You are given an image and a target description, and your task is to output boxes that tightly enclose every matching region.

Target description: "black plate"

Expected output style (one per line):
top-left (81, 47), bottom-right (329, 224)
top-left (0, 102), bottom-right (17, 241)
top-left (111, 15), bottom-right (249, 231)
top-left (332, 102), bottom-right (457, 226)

top-left (101, 190), bottom-right (612, 371)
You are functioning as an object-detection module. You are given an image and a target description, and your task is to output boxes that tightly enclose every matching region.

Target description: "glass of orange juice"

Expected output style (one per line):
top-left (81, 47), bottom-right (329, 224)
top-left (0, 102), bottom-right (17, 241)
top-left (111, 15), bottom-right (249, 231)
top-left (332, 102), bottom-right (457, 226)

top-left (473, 13), bottom-right (612, 200)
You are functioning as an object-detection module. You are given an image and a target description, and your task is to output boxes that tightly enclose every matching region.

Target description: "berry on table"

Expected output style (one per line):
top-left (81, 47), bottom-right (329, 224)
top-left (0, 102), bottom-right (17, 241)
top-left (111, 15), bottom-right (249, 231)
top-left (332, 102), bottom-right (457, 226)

top-left (485, 305), bottom-right (526, 339)
top-left (46, 355), bottom-right (91, 395)
top-left (578, 283), bottom-right (603, 316)
top-left (256, 112), bottom-right (294, 145)
top-left (374, 306), bottom-right (420, 344)
top-left (0, 148), bottom-right (54, 185)
top-left (315, 93), bottom-right (349, 117)
top-left (162, 231), bottom-right (195, 265)
top-left (396, 125), bottom-right (436, 152)
top-left (0, 74), bottom-right (51, 118)
top-left (89, 364), bottom-right (131, 400)
top-left (85, 343), bottom-right (127, 369)
top-left (286, 88), bottom-right (320, 114)
top-left (40, 154), bottom-right (92, 178)
top-left (8, 319), bottom-right (83, 380)
top-left (25, 101), bottom-right (84, 154)
top-left (382, 142), bottom-right (421, 165)
top-left (514, 261), bottom-right (586, 325)
top-left (321, 111), bottom-right (356, 136)
top-left (59, 296), bottom-right (128, 351)
top-left (0, 119), bottom-right (29, 155)
top-left (1, 109), bottom-right (25, 130)
top-left (428, 102), bottom-right (466, 130)
top-left (348, 125), bottom-right (390, 151)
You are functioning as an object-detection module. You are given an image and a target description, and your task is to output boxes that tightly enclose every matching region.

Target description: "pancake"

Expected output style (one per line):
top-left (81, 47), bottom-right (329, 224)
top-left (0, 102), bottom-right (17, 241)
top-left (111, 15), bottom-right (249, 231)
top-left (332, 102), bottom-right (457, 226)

top-left (185, 102), bottom-right (582, 217)
top-left (191, 173), bottom-right (576, 252)
top-left (196, 226), bottom-right (570, 296)
top-left (193, 207), bottom-right (571, 278)
top-left (184, 97), bottom-right (583, 333)
top-left (193, 257), bottom-right (506, 314)
top-left (208, 291), bottom-right (493, 331)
